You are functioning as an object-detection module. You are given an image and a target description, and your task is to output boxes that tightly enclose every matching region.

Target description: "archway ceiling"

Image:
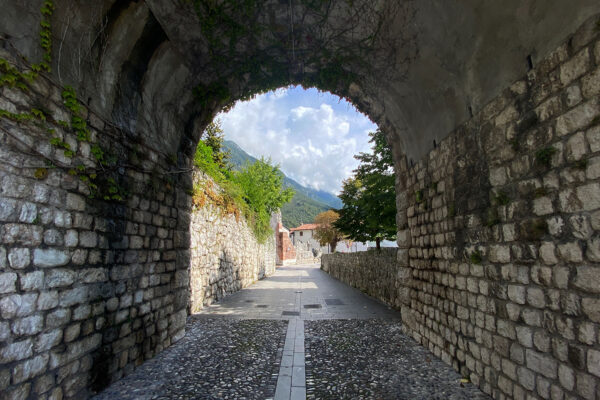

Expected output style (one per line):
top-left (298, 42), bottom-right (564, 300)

top-left (2, 0), bottom-right (598, 161)
top-left (145, 0), bottom-right (600, 160)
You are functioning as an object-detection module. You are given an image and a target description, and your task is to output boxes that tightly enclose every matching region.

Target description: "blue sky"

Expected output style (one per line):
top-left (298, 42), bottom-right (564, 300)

top-left (218, 86), bottom-right (377, 195)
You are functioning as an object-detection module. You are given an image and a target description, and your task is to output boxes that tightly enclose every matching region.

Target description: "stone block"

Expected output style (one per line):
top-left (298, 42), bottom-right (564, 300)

top-left (586, 236), bottom-right (600, 262)
top-left (19, 203), bottom-right (37, 223)
top-left (64, 324), bottom-right (80, 342)
top-left (587, 126), bottom-right (600, 152)
top-left (2, 224), bottom-right (43, 246)
top-left (78, 268), bottom-right (107, 283)
top-left (11, 315), bottom-right (43, 336)
top-left (0, 293), bottom-right (38, 319)
top-left (517, 366), bottom-right (535, 390)
top-left (557, 242), bottom-right (583, 263)
top-left (558, 364), bottom-right (575, 391)
top-left (8, 248), bottom-right (30, 269)
top-left (0, 198), bottom-right (18, 221)
top-left (0, 339), bottom-right (32, 363)
top-left (45, 308), bottom-right (70, 328)
top-left (79, 231), bottom-right (97, 248)
top-left (66, 193), bottom-right (86, 211)
top-left (587, 156), bottom-right (600, 180)
top-left (569, 215), bottom-right (592, 240)
top-left (560, 48), bottom-right (590, 86)
top-left (537, 376), bottom-right (552, 398)
top-left (64, 230), bottom-right (78, 247)
top-left (565, 132), bottom-right (588, 161)
top-left (555, 99), bottom-right (600, 136)
top-left (587, 349), bottom-right (600, 377)
top-left (489, 245), bottom-right (510, 263)
top-left (489, 166), bottom-right (507, 186)
top-left (565, 84), bottom-right (583, 107)
top-left (0, 272), bottom-right (17, 294)
top-left (573, 267), bottom-right (600, 293)
top-left (43, 229), bottom-right (63, 246)
top-left (533, 197), bottom-right (554, 216)
top-left (37, 291), bottom-right (59, 311)
top-left (33, 249), bottom-right (70, 267)
top-left (54, 211), bottom-right (72, 228)
top-left (526, 349), bottom-right (558, 379)
top-left (59, 287), bottom-right (88, 307)
top-left (12, 354), bottom-right (49, 384)
top-left (46, 269), bottom-right (75, 288)
top-left (33, 373), bottom-right (55, 395)
top-left (19, 271), bottom-right (43, 292)
top-left (527, 287), bottom-right (546, 308)
top-left (508, 285), bottom-right (526, 305)
top-left (4, 383), bottom-right (31, 400)
top-left (35, 329), bottom-right (62, 352)
top-left (576, 372), bottom-right (596, 400)
top-left (522, 308), bottom-right (542, 327)
top-left (581, 66), bottom-right (600, 99)
top-left (578, 322), bottom-right (595, 345)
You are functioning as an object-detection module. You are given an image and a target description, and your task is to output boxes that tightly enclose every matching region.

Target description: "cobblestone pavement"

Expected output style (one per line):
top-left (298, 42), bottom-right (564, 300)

top-left (305, 319), bottom-right (490, 400)
top-left (94, 264), bottom-right (489, 400)
top-left (93, 318), bottom-right (286, 400)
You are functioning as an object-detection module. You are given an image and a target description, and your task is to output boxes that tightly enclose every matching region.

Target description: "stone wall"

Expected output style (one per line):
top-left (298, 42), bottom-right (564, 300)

top-left (294, 242), bottom-right (321, 264)
top-left (0, 49), bottom-right (190, 398)
top-left (324, 20), bottom-right (600, 400)
top-left (321, 249), bottom-right (397, 303)
top-left (189, 173), bottom-right (276, 313)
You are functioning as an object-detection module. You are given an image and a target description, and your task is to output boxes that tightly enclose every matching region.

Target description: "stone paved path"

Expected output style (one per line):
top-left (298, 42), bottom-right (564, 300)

top-left (94, 263), bottom-right (490, 400)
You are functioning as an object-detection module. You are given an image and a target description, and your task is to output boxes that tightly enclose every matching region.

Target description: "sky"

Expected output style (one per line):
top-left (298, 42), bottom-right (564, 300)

top-left (218, 86), bottom-right (378, 195)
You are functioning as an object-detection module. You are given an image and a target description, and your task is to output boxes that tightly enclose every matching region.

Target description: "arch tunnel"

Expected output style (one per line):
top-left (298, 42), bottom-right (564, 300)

top-left (0, 0), bottom-right (600, 398)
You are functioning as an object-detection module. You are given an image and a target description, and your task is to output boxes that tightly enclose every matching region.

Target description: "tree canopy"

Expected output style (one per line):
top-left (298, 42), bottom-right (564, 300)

top-left (314, 210), bottom-right (344, 253)
top-left (334, 129), bottom-right (397, 249)
top-left (235, 158), bottom-right (295, 236)
top-left (202, 119), bottom-right (230, 170)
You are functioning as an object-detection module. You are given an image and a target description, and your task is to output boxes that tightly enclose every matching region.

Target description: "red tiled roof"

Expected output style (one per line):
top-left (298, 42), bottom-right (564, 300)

top-left (290, 223), bottom-right (318, 232)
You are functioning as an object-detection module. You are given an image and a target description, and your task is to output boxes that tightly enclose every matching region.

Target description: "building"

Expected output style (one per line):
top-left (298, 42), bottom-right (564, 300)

top-left (289, 223), bottom-right (319, 247)
top-left (275, 222), bottom-right (296, 265)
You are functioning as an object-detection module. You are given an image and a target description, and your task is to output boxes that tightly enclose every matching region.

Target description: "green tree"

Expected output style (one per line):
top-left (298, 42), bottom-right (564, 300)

top-left (202, 119), bottom-right (230, 169)
top-left (335, 129), bottom-right (397, 250)
top-left (235, 158), bottom-right (295, 242)
top-left (314, 210), bottom-right (344, 252)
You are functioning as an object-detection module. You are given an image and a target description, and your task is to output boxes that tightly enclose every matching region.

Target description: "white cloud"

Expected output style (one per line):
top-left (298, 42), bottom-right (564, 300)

top-left (218, 87), bottom-right (376, 194)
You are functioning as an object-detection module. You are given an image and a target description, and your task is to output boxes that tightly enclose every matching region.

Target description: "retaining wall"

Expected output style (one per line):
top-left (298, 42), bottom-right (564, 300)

top-left (189, 173), bottom-right (276, 313)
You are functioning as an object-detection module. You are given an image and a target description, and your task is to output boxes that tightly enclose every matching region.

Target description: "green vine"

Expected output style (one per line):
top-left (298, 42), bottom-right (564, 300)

top-left (0, 0), bottom-right (126, 202)
top-left (535, 146), bottom-right (557, 168)
top-left (62, 86), bottom-right (90, 141)
top-left (469, 249), bottom-right (482, 265)
top-left (190, 0), bottom-right (402, 109)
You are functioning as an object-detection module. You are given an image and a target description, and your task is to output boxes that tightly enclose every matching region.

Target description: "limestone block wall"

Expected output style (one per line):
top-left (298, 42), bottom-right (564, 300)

top-left (324, 20), bottom-right (600, 400)
top-left (189, 174), bottom-right (276, 313)
top-left (321, 249), bottom-right (397, 303)
top-left (0, 50), bottom-right (190, 398)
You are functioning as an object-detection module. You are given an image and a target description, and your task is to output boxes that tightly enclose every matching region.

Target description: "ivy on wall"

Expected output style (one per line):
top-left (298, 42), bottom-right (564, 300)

top-left (0, 0), bottom-right (126, 201)
top-left (190, 0), bottom-right (406, 111)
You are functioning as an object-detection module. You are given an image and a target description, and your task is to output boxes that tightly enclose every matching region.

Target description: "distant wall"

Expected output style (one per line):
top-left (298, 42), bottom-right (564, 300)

top-left (321, 249), bottom-right (398, 305)
top-left (189, 174), bottom-right (276, 313)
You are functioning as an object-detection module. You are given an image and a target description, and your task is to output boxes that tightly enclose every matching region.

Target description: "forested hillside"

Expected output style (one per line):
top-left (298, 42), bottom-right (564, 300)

top-left (223, 140), bottom-right (336, 228)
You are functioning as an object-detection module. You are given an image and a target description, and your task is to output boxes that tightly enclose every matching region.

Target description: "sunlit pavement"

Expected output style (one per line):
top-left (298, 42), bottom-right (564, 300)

top-left (193, 263), bottom-right (400, 321)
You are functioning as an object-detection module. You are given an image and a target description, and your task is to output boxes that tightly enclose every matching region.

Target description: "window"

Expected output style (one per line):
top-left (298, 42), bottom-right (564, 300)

top-left (300, 232), bottom-right (303, 236)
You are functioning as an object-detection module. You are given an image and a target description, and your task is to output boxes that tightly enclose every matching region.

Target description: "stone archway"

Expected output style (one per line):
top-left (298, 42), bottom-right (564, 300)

top-left (1, 1), bottom-right (600, 398)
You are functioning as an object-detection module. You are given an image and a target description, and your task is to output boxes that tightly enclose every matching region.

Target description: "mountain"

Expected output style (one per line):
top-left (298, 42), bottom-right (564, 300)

top-left (223, 140), bottom-right (339, 228)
